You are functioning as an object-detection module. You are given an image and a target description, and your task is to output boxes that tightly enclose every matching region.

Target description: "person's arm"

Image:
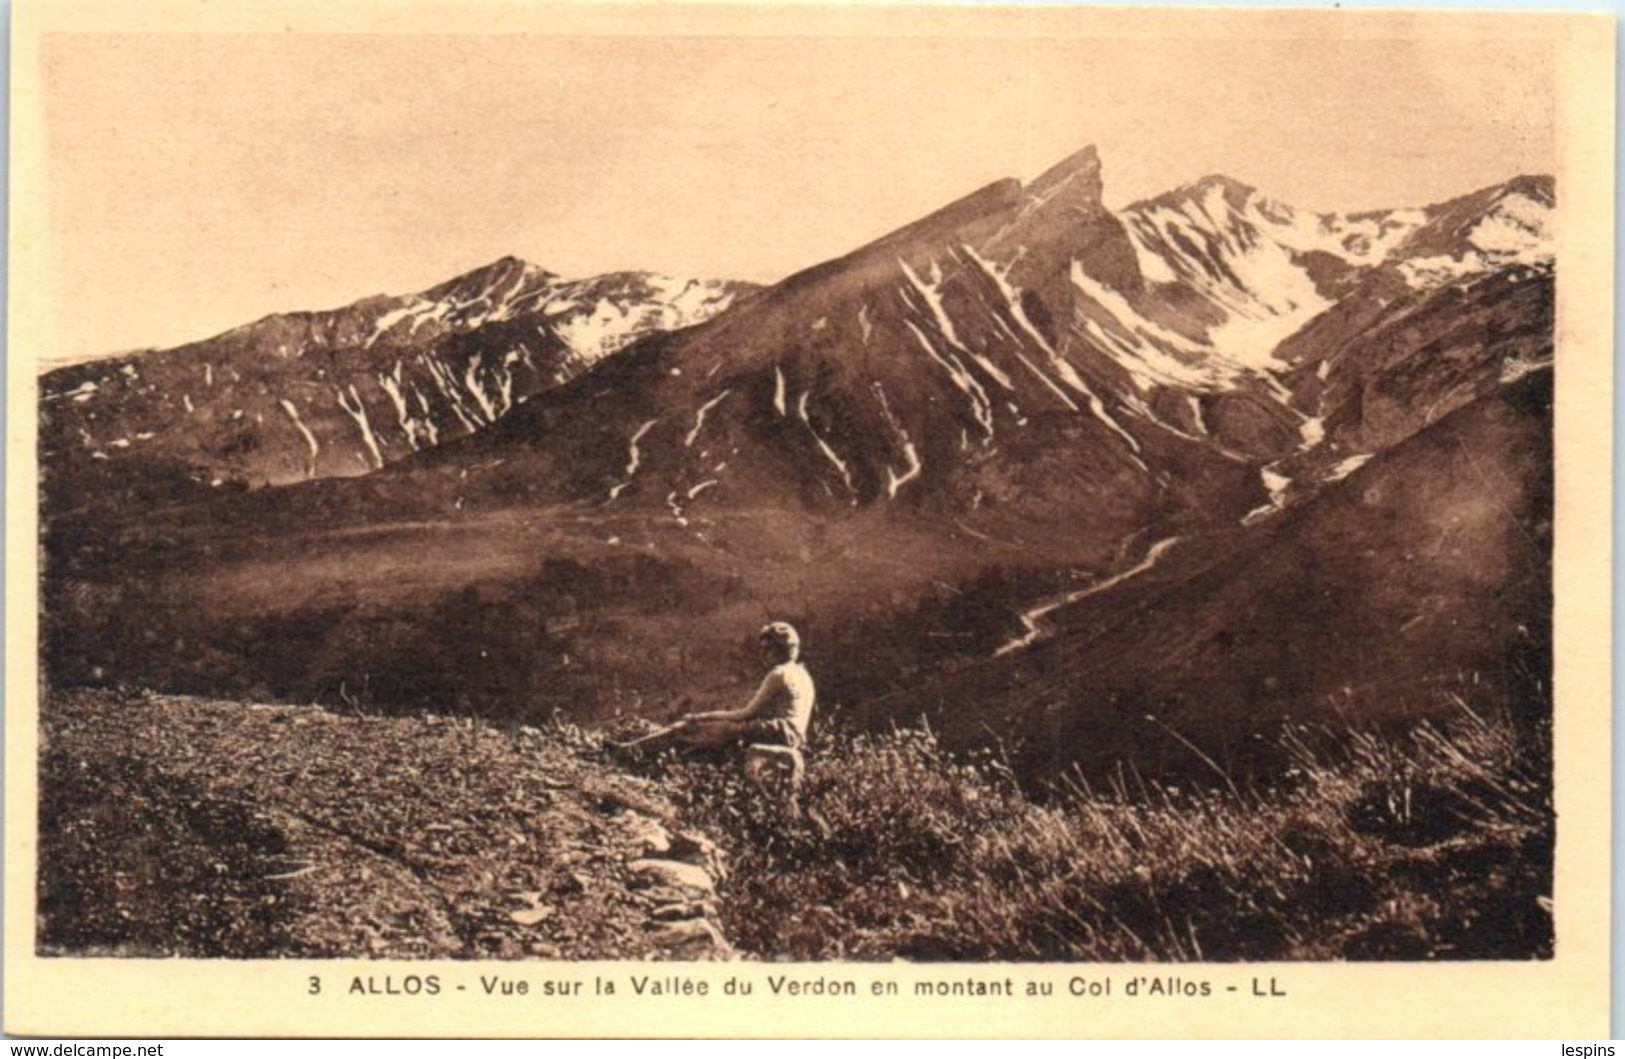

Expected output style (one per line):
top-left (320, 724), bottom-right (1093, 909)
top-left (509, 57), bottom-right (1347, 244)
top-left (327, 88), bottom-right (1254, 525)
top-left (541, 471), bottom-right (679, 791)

top-left (688, 670), bottom-right (780, 722)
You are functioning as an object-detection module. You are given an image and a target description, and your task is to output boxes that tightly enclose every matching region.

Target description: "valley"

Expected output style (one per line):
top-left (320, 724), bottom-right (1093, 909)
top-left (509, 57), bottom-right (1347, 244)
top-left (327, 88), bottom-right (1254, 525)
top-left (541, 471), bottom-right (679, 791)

top-left (39, 145), bottom-right (1555, 790)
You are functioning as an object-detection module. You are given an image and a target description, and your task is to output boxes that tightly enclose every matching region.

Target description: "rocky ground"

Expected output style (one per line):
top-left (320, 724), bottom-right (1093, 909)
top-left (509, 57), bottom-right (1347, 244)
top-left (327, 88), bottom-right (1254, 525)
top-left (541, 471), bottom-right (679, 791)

top-left (35, 685), bottom-right (1552, 964)
top-left (37, 688), bottom-right (730, 960)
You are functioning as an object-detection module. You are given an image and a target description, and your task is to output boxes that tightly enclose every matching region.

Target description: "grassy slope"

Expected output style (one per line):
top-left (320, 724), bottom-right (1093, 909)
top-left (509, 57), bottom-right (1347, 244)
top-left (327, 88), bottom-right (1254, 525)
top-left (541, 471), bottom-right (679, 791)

top-left (40, 685), bottom-right (1551, 962)
top-left (660, 698), bottom-right (1552, 962)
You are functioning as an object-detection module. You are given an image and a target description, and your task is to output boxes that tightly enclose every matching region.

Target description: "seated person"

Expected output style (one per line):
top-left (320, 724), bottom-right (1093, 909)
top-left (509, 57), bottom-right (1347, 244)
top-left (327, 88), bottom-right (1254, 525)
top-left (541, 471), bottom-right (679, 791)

top-left (613, 622), bottom-right (815, 755)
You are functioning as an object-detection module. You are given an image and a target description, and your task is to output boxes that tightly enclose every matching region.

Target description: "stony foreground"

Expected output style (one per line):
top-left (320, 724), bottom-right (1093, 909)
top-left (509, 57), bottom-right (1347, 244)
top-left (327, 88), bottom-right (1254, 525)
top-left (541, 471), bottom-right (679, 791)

top-left (38, 689), bottom-right (729, 960)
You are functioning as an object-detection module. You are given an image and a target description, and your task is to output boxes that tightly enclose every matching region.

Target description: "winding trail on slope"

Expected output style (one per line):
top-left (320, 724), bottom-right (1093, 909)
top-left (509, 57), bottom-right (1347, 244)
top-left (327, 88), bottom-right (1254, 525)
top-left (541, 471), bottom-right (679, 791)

top-left (993, 536), bottom-right (1183, 657)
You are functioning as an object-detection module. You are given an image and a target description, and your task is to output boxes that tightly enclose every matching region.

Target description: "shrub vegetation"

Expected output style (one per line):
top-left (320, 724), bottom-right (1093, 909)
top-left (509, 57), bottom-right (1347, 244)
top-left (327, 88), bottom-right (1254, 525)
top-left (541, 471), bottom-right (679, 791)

top-left (658, 698), bottom-right (1553, 961)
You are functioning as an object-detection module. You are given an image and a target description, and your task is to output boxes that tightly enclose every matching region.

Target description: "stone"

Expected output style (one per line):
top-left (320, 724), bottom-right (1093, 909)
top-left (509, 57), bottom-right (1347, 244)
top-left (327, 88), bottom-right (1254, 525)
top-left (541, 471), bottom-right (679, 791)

top-left (640, 886), bottom-right (691, 906)
top-left (510, 904), bottom-right (554, 927)
top-left (627, 858), bottom-right (715, 896)
top-left (669, 831), bottom-right (727, 882)
top-left (649, 917), bottom-right (730, 958)
top-left (508, 890), bottom-right (555, 926)
top-left (585, 779), bottom-right (676, 821)
top-left (623, 813), bottom-right (673, 856)
top-left (650, 900), bottom-right (717, 922)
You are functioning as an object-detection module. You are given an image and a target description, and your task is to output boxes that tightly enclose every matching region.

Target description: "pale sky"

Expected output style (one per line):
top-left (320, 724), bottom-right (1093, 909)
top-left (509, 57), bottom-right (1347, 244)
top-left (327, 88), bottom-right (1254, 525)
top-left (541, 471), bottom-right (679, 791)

top-left (32, 8), bottom-right (1557, 366)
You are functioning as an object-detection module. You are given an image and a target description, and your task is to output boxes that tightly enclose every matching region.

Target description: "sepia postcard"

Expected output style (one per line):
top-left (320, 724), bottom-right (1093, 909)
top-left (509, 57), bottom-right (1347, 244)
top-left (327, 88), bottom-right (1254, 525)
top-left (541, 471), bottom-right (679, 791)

top-left (6, 0), bottom-right (1614, 1039)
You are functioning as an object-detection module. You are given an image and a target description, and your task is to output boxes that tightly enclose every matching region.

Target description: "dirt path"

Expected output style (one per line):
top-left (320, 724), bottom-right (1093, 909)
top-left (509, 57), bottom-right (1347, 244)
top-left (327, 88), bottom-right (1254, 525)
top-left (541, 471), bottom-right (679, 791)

top-left (994, 536), bottom-right (1183, 656)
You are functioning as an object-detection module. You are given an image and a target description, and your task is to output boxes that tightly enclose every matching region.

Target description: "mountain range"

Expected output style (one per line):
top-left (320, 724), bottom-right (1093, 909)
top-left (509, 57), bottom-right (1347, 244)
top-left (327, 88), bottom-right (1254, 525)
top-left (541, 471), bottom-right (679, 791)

top-left (39, 145), bottom-right (1554, 784)
top-left (41, 260), bottom-right (751, 509)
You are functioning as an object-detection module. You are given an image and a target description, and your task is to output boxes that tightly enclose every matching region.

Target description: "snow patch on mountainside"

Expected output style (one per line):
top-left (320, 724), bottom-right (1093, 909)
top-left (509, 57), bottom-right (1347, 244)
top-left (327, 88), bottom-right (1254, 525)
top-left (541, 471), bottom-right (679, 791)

top-left (278, 398), bottom-right (321, 478)
top-left (1120, 187), bottom-right (1332, 371)
top-left (556, 300), bottom-right (635, 360)
top-left (871, 382), bottom-right (923, 499)
top-left (1468, 193), bottom-right (1551, 257)
top-left (554, 280), bottom-right (740, 366)
top-left (685, 391), bottom-right (732, 448)
top-left (1199, 246), bottom-right (1330, 368)
top-left (903, 318), bottom-right (996, 440)
top-left (1067, 264), bottom-right (1233, 391)
top-left (1325, 454), bottom-right (1373, 482)
top-left (607, 419), bottom-right (658, 502)
top-left (1252, 200), bottom-right (1427, 267)
top-left (336, 385), bottom-right (385, 469)
top-left (960, 243), bottom-right (1145, 460)
top-left (1399, 191), bottom-right (1554, 291)
top-left (797, 391), bottom-right (858, 502)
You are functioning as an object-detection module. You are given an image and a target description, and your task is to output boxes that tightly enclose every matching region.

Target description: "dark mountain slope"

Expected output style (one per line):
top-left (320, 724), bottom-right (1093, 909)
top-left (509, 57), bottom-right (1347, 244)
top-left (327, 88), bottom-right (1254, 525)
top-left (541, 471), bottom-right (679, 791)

top-left (369, 147), bottom-right (1278, 552)
top-left (859, 368), bottom-right (1552, 783)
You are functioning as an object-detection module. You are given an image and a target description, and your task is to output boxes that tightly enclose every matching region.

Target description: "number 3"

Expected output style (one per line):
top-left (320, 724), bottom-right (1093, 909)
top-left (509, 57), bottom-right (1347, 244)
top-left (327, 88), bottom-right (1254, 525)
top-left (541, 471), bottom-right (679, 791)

top-left (308, 976), bottom-right (322, 995)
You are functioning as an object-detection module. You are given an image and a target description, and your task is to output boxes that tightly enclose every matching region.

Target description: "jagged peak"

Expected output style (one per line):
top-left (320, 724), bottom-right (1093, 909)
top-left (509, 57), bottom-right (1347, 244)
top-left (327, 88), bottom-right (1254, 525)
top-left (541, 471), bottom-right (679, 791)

top-left (420, 255), bottom-right (558, 304)
top-left (1128, 173), bottom-right (1262, 216)
top-left (1023, 144), bottom-right (1105, 208)
top-left (1192, 173), bottom-right (1256, 193)
top-left (454, 254), bottom-right (554, 283)
top-left (774, 177), bottom-right (1024, 295)
top-left (1497, 174), bottom-right (1555, 207)
top-left (1399, 175), bottom-right (1556, 240)
top-left (761, 146), bottom-right (1109, 294)
top-left (1342, 176), bottom-right (1554, 227)
top-left (1183, 174), bottom-right (1260, 211)
top-left (1028, 144), bottom-right (1101, 187)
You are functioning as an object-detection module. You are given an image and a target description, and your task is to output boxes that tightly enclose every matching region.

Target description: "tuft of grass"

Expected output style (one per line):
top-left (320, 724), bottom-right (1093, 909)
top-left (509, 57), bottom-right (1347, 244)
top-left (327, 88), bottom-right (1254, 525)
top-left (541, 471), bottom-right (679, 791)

top-left (661, 700), bottom-right (1553, 962)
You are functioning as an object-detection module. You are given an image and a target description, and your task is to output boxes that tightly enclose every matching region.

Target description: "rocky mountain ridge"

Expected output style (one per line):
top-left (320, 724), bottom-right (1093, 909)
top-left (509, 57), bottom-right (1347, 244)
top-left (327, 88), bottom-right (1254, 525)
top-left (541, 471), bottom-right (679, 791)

top-left (387, 146), bottom-right (1550, 550)
top-left (40, 258), bottom-right (752, 508)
